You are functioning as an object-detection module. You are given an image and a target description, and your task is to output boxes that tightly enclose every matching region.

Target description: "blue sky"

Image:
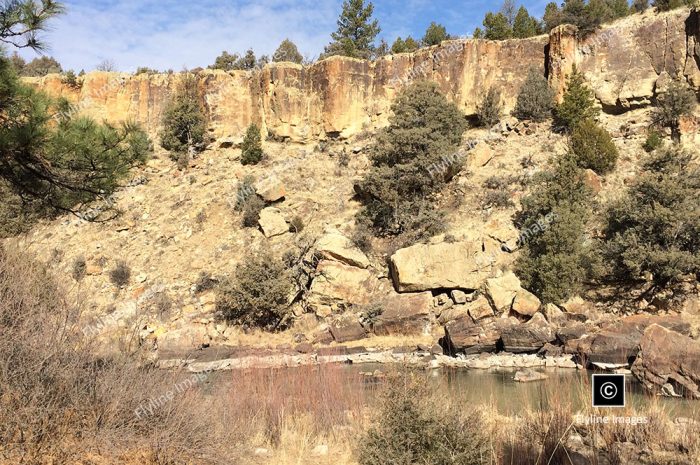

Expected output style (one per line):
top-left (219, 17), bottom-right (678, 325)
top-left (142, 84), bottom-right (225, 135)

top-left (17, 0), bottom-right (552, 72)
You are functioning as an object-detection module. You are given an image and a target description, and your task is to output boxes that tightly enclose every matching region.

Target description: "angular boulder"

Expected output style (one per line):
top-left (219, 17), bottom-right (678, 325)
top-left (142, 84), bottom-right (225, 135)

top-left (632, 324), bottom-right (700, 399)
top-left (467, 295), bottom-right (494, 321)
top-left (374, 292), bottom-right (433, 336)
top-left (390, 241), bottom-right (502, 292)
top-left (315, 232), bottom-right (370, 269)
top-left (587, 314), bottom-right (691, 365)
top-left (329, 314), bottom-right (367, 343)
top-left (258, 207), bottom-right (288, 237)
top-left (254, 176), bottom-right (286, 202)
top-left (485, 272), bottom-right (521, 313)
top-left (444, 317), bottom-right (509, 355)
top-left (306, 261), bottom-right (376, 317)
top-left (512, 289), bottom-right (541, 317)
top-left (501, 313), bottom-right (556, 353)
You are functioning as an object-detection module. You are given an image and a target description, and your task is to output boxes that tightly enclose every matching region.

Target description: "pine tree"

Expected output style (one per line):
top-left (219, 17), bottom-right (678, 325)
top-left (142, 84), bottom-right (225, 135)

top-left (514, 67), bottom-right (555, 121)
top-left (483, 12), bottom-right (513, 40)
top-left (473, 28), bottom-right (484, 39)
top-left (543, 2), bottom-right (564, 31)
top-left (323, 0), bottom-right (380, 60)
top-left (273, 39), bottom-right (303, 63)
top-left (513, 6), bottom-right (539, 38)
top-left (391, 36), bottom-right (419, 53)
top-left (653, 80), bottom-right (697, 141)
top-left (569, 119), bottom-right (619, 174)
top-left (555, 65), bottom-right (599, 130)
top-left (159, 73), bottom-right (206, 156)
top-left (209, 51), bottom-right (241, 71)
top-left (0, 0), bottom-right (151, 221)
top-left (422, 22), bottom-right (449, 46)
top-left (515, 153), bottom-right (594, 303)
top-left (21, 55), bottom-right (62, 76)
top-left (241, 123), bottom-right (263, 165)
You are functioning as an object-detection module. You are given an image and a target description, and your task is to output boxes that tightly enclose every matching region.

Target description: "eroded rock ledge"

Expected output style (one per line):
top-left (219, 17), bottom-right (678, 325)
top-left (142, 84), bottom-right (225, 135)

top-left (25, 9), bottom-right (699, 142)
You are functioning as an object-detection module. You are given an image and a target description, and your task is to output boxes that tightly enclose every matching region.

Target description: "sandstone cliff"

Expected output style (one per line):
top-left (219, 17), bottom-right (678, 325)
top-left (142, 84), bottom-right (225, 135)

top-left (25, 9), bottom-right (699, 143)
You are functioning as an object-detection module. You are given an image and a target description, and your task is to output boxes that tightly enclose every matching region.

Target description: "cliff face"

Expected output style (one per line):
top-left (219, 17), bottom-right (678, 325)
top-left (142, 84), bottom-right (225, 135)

top-left (26, 9), bottom-right (699, 142)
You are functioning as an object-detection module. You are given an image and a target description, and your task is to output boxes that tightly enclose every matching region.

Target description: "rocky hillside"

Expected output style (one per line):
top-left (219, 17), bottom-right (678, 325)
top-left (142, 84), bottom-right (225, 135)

top-left (9, 8), bottom-right (700, 399)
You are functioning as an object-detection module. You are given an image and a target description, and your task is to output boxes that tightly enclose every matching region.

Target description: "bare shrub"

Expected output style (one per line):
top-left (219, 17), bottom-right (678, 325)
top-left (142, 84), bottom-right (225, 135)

top-left (109, 260), bottom-right (131, 287)
top-left (72, 255), bottom-right (87, 281)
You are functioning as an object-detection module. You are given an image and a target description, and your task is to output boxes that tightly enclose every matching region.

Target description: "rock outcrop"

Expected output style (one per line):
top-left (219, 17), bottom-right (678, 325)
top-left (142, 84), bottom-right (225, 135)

top-left (632, 324), bottom-right (700, 399)
top-left (24, 9), bottom-right (699, 142)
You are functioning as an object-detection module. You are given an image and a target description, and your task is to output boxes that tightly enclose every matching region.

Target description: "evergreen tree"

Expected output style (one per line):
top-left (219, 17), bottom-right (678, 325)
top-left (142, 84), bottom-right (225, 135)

top-left (422, 22), bottom-right (450, 46)
top-left (607, 0), bottom-right (630, 18)
top-left (569, 119), bottom-right (619, 174)
top-left (241, 123), bottom-right (263, 165)
top-left (483, 12), bottom-right (513, 40)
top-left (555, 65), bottom-right (599, 130)
top-left (653, 80), bottom-right (697, 141)
top-left (209, 51), bottom-right (241, 71)
top-left (323, 0), bottom-right (380, 60)
top-left (273, 39), bottom-right (302, 64)
top-left (514, 67), bottom-right (555, 121)
top-left (0, 0), bottom-right (151, 221)
top-left (391, 36), bottom-right (419, 53)
top-left (239, 49), bottom-right (257, 70)
top-left (355, 81), bottom-right (467, 243)
top-left (513, 6), bottom-right (539, 38)
top-left (473, 27), bottom-right (484, 39)
top-left (9, 52), bottom-right (25, 73)
top-left (601, 147), bottom-right (700, 287)
top-left (515, 153), bottom-right (593, 303)
top-left (543, 2), bottom-right (565, 31)
top-left (159, 73), bottom-right (206, 156)
top-left (632, 0), bottom-right (650, 12)
top-left (21, 55), bottom-right (62, 76)
top-left (374, 38), bottom-right (389, 58)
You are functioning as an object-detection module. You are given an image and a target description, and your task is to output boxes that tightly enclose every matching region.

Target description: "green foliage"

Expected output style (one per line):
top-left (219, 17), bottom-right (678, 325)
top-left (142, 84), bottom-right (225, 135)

top-left (514, 67), bottom-right (555, 121)
top-left (422, 22), bottom-right (450, 46)
top-left (241, 123), bottom-right (263, 165)
top-left (483, 12), bottom-right (512, 40)
top-left (61, 69), bottom-right (79, 88)
top-left (357, 375), bottom-right (491, 465)
top-left (0, 56), bottom-right (150, 217)
top-left (653, 80), bottom-right (697, 141)
top-left (601, 148), bottom-right (700, 287)
top-left (355, 81), bottom-right (466, 244)
top-left (473, 28), bottom-right (484, 39)
top-left (476, 87), bottom-right (502, 127)
top-left (21, 55), bottom-right (62, 76)
top-left (515, 153), bottom-right (594, 303)
top-left (135, 67), bottom-right (159, 75)
top-left (543, 2), bottom-right (564, 30)
top-left (8, 52), bottom-right (25, 73)
top-left (209, 49), bottom-right (259, 71)
top-left (570, 119), bottom-right (618, 174)
top-left (216, 250), bottom-right (293, 330)
top-left (0, 0), bottom-right (65, 51)
top-left (159, 73), bottom-right (206, 156)
top-left (273, 39), bottom-right (303, 64)
top-left (323, 0), bottom-right (380, 60)
top-left (653, 0), bottom-right (695, 11)
top-left (390, 36), bottom-right (419, 53)
top-left (643, 129), bottom-right (663, 153)
top-left (513, 6), bottom-right (540, 38)
top-left (554, 66), bottom-right (599, 130)
top-left (109, 261), bottom-right (131, 287)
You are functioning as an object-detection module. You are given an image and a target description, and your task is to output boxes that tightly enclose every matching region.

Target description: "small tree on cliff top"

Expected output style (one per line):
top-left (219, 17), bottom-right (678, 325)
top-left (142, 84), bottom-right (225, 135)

top-left (323, 0), bottom-right (380, 59)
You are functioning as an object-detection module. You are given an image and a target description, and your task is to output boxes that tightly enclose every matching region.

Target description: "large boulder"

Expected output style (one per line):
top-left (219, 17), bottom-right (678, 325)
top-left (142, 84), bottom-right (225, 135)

top-left (254, 176), bottom-right (286, 202)
top-left (485, 271), bottom-right (541, 316)
top-left (444, 317), bottom-right (511, 355)
top-left (329, 314), bottom-right (367, 343)
top-left (389, 240), bottom-right (503, 292)
top-left (632, 324), bottom-right (700, 399)
top-left (501, 313), bottom-right (556, 353)
top-left (258, 207), bottom-right (288, 237)
top-left (306, 261), bottom-right (376, 317)
top-left (315, 231), bottom-right (370, 269)
top-left (374, 292), bottom-right (433, 336)
top-left (587, 314), bottom-right (691, 364)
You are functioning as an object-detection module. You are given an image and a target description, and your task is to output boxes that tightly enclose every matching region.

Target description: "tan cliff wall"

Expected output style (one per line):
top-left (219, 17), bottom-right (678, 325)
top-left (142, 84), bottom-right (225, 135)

top-left (26, 8), bottom-right (699, 143)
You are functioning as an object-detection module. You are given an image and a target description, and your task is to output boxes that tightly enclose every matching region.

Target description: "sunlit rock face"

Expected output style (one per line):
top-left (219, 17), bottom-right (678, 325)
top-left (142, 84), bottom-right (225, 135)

top-left (25, 8), bottom-right (699, 142)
